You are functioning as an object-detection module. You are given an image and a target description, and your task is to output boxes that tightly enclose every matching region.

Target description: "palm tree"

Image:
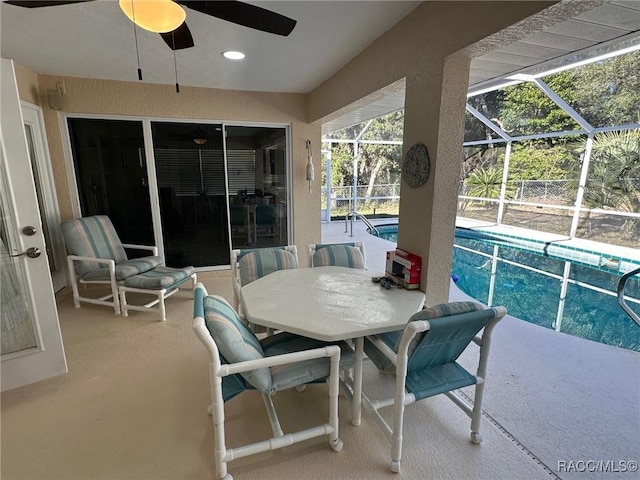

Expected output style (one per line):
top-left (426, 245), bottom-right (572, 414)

top-left (582, 129), bottom-right (640, 236)
top-left (466, 166), bottom-right (504, 203)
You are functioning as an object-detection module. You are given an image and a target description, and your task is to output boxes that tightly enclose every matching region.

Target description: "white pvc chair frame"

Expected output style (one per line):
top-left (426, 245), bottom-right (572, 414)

top-left (193, 286), bottom-right (343, 480)
top-left (362, 306), bottom-right (507, 473)
top-left (66, 243), bottom-right (158, 315)
top-left (307, 242), bottom-right (366, 268)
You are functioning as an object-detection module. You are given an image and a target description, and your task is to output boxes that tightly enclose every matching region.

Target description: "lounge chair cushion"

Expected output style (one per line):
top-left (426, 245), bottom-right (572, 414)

top-left (123, 265), bottom-right (195, 289)
top-left (312, 244), bottom-right (365, 269)
top-left (204, 295), bottom-right (272, 392)
top-left (261, 332), bottom-right (355, 392)
top-left (61, 215), bottom-right (129, 277)
top-left (81, 256), bottom-right (163, 281)
top-left (238, 248), bottom-right (298, 286)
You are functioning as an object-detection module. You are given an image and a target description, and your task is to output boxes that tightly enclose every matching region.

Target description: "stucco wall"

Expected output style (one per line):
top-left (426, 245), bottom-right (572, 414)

top-left (14, 62), bottom-right (40, 106)
top-left (31, 75), bottom-right (321, 267)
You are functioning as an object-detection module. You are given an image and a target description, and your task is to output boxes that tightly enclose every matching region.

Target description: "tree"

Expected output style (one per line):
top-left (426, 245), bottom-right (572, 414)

top-left (465, 166), bottom-right (504, 204)
top-left (358, 110), bottom-right (404, 198)
top-left (568, 50), bottom-right (640, 128)
top-left (499, 71), bottom-right (580, 137)
top-left (582, 130), bottom-right (640, 237)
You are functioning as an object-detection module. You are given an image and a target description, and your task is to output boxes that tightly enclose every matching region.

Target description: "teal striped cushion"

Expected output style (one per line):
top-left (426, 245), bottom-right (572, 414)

top-left (261, 332), bottom-right (355, 392)
top-left (313, 244), bottom-right (365, 269)
top-left (81, 256), bottom-right (163, 281)
top-left (204, 295), bottom-right (271, 392)
top-left (239, 248), bottom-right (298, 286)
top-left (61, 216), bottom-right (128, 277)
top-left (123, 266), bottom-right (194, 289)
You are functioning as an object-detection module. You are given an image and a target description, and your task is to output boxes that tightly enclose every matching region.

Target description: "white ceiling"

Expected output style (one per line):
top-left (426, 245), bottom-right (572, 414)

top-left (1, 1), bottom-right (639, 134)
top-left (322, 0), bottom-right (640, 134)
top-left (0, 0), bottom-right (420, 93)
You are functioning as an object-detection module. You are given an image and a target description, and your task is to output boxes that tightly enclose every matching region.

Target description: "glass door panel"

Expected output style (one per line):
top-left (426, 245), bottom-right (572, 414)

top-left (225, 126), bottom-right (288, 249)
top-left (150, 122), bottom-right (228, 267)
top-left (0, 171), bottom-right (37, 355)
top-left (67, 118), bottom-right (153, 247)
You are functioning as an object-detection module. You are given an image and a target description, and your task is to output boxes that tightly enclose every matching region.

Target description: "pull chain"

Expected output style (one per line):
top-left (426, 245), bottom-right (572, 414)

top-left (130, 0), bottom-right (142, 80)
top-left (173, 32), bottom-right (180, 93)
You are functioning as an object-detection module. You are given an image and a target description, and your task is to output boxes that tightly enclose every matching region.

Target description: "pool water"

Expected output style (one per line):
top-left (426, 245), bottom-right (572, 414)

top-left (370, 224), bottom-right (640, 352)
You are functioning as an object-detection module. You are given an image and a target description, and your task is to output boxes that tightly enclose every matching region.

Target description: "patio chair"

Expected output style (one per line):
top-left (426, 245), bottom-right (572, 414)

top-left (308, 242), bottom-right (366, 269)
top-left (362, 301), bottom-right (507, 473)
top-left (61, 215), bottom-right (196, 320)
top-left (193, 283), bottom-right (354, 480)
top-left (229, 205), bottom-right (251, 246)
top-left (254, 204), bottom-right (279, 243)
top-left (230, 245), bottom-right (298, 317)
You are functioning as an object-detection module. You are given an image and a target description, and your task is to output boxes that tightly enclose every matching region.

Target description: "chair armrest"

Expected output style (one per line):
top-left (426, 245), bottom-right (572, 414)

top-left (121, 243), bottom-right (159, 256)
top-left (193, 314), bottom-right (341, 379)
top-left (219, 344), bottom-right (342, 378)
top-left (67, 255), bottom-right (116, 268)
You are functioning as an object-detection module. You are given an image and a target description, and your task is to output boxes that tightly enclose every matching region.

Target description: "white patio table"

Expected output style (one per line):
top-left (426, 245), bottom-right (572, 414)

top-left (239, 266), bottom-right (425, 426)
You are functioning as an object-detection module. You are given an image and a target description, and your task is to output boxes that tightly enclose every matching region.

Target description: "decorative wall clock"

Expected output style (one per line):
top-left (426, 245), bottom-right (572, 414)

top-left (403, 143), bottom-right (430, 188)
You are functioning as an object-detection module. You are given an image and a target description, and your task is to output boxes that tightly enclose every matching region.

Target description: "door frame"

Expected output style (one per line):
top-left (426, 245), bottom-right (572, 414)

top-left (1, 58), bottom-right (67, 391)
top-left (61, 113), bottom-right (293, 269)
top-left (20, 102), bottom-right (67, 292)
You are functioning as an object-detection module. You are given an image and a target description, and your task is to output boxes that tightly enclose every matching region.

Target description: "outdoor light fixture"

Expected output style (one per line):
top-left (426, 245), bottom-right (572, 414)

top-left (222, 50), bottom-right (246, 60)
top-left (193, 138), bottom-right (207, 145)
top-left (119, 0), bottom-right (186, 34)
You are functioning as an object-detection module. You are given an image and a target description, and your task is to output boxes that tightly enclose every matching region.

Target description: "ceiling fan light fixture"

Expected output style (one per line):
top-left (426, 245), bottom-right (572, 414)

top-left (222, 50), bottom-right (246, 61)
top-left (119, 0), bottom-right (186, 34)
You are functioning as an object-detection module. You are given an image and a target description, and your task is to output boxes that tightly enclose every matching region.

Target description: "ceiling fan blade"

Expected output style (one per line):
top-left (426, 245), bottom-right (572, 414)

top-left (160, 22), bottom-right (195, 50)
top-left (178, 1), bottom-right (296, 37)
top-left (4, 0), bottom-right (94, 7)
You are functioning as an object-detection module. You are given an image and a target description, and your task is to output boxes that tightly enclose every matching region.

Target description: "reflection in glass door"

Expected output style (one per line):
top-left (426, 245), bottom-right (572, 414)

top-left (225, 126), bottom-right (289, 249)
top-left (67, 118), bottom-right (154, 247)
top-left (67, 118), bottom-right (291, 269)
top-left (151, 122), bottom-right (229, 267)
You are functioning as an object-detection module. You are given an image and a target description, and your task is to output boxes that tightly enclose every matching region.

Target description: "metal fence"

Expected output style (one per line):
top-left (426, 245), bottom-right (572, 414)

top-left (323, 184), bottom-right (400, 219)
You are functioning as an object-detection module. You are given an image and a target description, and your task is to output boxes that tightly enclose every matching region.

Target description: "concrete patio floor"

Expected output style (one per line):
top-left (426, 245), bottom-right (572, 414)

top-left (323, 218), bottom-right (640, 480)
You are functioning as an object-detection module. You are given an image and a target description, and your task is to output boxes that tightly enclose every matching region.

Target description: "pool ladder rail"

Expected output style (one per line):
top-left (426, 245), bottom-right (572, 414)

top-left (345, 211), bottom-right (379, 238)
top-left (617, 266), bottom-right (640, 328)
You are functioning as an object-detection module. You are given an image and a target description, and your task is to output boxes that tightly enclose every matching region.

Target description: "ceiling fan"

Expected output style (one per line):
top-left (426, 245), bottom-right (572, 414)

top-left (5, 0), bottom-right (297, 50)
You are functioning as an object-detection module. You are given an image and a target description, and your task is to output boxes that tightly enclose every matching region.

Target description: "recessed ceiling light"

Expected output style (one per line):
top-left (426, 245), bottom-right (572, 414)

top-left (222, 51), bottom-right (245, 60)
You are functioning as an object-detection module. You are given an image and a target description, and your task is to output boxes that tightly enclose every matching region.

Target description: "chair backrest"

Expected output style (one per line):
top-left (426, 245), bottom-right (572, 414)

top-left (230, 205), bottom-right (247, 226)
top-left (61, 215), bottom-right (128, 276)
top-left (308, 242), bottom-right (366, 269)
top-left (194, 285), bottom-right (272, 401)
top-left (404, 302), bottom-right (497, 372)
top-left (255, 205), bottom-right (277, 226)
top-left (232, 245), bottom-right (298, 287)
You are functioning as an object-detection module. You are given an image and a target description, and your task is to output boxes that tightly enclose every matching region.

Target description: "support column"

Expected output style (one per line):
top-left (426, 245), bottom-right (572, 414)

top-left (398, 52), bottom-right (471, 305)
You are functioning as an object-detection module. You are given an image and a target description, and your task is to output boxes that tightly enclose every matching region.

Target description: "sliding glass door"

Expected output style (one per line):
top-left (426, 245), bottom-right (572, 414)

top-left (225, 125), bottom-right (289, 249)
top-left (67, 118), bottom-right (290, 269)
top-left (150, 122), bottom-right (228, 267)
top-left (67, 118), bottom-right (154, 247)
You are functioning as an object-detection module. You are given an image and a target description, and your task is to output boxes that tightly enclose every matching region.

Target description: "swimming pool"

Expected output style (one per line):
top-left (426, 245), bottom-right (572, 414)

top-left (369, 223), bottom-right (640, 351)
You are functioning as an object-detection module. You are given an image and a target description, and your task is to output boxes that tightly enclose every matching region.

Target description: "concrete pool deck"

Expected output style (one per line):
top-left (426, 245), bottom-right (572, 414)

top-left (323, 218), bottom-right (640, 480)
